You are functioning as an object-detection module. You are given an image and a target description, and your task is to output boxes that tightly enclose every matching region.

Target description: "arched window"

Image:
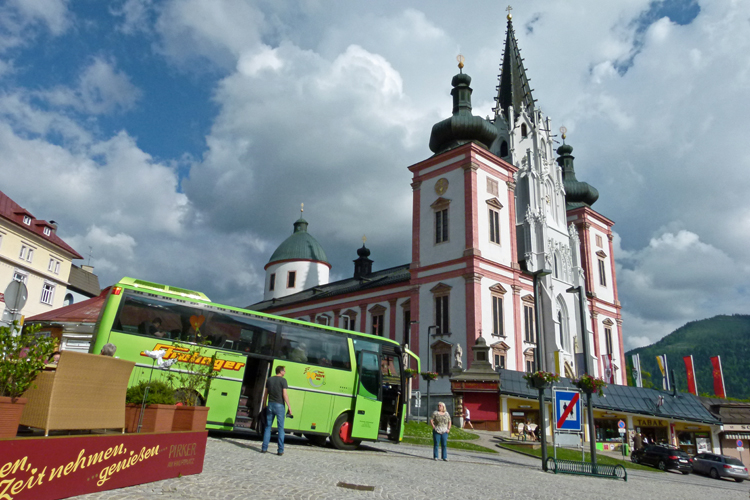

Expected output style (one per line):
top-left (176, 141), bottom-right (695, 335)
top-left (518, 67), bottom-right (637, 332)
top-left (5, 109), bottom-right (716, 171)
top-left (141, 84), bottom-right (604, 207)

top-left (500, 140), bottom-right (509, 157)
top-left (521, 123), bottom-right (528, 138)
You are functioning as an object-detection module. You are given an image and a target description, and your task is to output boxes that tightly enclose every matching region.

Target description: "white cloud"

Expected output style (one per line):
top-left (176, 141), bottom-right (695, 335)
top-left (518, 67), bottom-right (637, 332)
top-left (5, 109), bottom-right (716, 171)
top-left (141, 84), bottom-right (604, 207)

top-left (111, 0), bottom-right (153, 35)
top-left (41, 57), bottom-right (142, 114)
top-left (0, 0), bottom-right (70, 52)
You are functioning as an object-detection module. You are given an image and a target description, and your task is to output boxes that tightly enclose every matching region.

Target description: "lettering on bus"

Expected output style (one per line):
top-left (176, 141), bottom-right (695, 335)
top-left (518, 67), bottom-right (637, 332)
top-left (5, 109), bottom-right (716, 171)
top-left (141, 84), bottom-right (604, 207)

top-left (141, 343), bottom-right (245, 372)
top-left (304, 367), bottom-right (326, 387)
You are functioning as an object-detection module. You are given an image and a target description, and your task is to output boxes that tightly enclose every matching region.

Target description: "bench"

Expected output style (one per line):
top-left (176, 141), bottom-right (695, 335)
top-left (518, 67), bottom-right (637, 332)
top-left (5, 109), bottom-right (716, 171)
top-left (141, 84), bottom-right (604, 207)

top-left (546, 458), bottom-right (627, 481)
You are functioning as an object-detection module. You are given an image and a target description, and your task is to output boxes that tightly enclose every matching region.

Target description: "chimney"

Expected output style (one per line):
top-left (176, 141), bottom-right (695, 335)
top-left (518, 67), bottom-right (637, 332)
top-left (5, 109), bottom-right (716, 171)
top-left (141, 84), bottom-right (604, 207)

top-left (49, 220), bottom-right (58, 234)
top-left (81, 265), bottom-right (94, 273)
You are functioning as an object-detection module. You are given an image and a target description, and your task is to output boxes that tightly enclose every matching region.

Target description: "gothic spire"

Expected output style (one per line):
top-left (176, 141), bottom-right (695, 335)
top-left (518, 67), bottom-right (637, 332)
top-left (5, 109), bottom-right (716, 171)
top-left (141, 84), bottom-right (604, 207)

top-left (494, 11), bottom-right (536, 124)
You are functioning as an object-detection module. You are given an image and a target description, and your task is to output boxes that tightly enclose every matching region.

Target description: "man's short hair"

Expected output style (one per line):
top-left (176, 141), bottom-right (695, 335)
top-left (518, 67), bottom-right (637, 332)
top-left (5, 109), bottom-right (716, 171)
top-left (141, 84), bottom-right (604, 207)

top-left (275, 365), bottom-right (285, 374)
top-left (100, 343), bottom-right (117, 356)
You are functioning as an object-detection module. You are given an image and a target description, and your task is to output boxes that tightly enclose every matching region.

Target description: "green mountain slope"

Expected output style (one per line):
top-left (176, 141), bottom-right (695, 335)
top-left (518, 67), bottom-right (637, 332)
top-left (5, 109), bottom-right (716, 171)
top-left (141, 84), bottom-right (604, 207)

top-left (625, 314), bottom-right (750, 399)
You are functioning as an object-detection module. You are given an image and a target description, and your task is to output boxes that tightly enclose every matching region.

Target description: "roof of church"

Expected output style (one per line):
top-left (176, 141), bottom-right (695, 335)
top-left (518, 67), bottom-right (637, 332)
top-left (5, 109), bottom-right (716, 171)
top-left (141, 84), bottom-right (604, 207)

top-left (429, 64), bottom-right (498, 155)
top-left (494, 14), bottom-right (536, 124)
top-left (266, 217), bottom-right (330, 268)
top-left (250, 263), bottom-right (411, 311)
top-left (557, 143), bottom-right (599, 209)
top-left (498, 369), bottom-right (720, 424)
top-left (0, 189), bottom-right (83, 259)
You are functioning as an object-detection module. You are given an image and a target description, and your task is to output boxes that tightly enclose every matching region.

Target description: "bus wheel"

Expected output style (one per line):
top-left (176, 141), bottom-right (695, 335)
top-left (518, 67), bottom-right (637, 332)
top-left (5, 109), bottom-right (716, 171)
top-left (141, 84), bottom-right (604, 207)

top-left (305, 434), bottom-right (328, 447)
top-left (331, 414), bottom-right (361, 451)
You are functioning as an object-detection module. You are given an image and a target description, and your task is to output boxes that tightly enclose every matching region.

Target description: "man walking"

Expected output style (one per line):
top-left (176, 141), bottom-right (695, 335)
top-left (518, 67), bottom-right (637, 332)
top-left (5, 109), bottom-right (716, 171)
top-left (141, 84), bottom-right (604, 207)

top-left (261, 365), bottom-right (293, 456)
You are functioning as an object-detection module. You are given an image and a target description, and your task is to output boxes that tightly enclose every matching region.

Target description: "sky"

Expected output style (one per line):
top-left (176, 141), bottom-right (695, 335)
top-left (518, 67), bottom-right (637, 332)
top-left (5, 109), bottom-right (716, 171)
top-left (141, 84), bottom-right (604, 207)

top-left (1, 0), bottom-right (748, 351)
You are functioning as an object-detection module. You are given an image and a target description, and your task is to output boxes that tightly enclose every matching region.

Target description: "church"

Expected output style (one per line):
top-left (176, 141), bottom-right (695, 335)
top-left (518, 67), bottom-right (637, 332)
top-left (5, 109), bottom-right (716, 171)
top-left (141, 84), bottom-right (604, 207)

top-left (250, 13), bottom-right (625, 416)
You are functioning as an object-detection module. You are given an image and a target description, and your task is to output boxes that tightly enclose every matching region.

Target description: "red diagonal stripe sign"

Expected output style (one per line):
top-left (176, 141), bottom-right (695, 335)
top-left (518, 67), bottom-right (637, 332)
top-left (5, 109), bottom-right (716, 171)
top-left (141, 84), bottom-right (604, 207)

top-left (557, 392), bottom-right (579, 428)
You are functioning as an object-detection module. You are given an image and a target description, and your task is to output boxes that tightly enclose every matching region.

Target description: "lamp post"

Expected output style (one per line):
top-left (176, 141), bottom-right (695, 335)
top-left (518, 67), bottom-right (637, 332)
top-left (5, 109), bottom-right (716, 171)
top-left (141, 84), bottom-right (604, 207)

top-left (567, 285), bottom-right (597, 468)
top-left (425, 325), bottom-right (437, 420)
top-left (527, 268), bottom-right (552, 470)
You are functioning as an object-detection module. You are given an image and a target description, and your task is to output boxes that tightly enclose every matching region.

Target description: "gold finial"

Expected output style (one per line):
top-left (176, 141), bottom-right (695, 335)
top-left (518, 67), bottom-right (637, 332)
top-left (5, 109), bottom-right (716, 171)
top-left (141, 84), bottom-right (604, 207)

top-left (559, 125), bottom-right (567, 142)
top-left (300, 203), bottom-right (304, 213)
top-left (362, 235), bottom-right (367, 244)
top-left (456, 54), bottom-right (465, 71)
top-left (506, 5), bottom-right (513, 20)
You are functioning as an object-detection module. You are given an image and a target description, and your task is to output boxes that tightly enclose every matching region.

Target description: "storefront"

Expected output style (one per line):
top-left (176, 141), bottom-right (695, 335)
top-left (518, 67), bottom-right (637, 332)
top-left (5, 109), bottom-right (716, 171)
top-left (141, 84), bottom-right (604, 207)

top-left (450, 337), bottom-right (501, 431)
top-left (593, 412), bottom-right (628, 452)
top-left (720, 428), bottom-right (750, 462)
top-left (633, 417), bottom-right (669, 446)
top-left (673, 422), bottom-right (713, 455)
top-left (507, 399), bottom-right (539, 436)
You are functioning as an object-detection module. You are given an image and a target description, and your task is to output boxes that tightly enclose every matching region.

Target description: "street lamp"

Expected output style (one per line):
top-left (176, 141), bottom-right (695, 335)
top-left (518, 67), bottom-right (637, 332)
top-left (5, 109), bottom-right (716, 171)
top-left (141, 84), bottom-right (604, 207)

top-left (426, 325), bottom-right (438, 419)
top-left (525, 268), bottom-right (552, 470)
top-left (567, 285), bottom-right (598, 468)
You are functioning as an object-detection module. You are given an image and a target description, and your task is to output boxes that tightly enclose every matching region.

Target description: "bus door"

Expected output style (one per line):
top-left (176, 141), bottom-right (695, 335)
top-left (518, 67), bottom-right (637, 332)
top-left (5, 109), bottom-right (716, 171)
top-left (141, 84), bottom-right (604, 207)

top-left (380, 348), bottom-right (404, 441)
top-left (351, 350), bottom-right (382, 441)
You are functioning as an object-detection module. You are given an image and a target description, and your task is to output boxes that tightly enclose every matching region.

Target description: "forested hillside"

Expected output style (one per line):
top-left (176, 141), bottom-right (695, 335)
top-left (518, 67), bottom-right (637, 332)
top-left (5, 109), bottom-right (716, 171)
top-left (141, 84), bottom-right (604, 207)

top-left (625, 314), bottom-right (750, 400)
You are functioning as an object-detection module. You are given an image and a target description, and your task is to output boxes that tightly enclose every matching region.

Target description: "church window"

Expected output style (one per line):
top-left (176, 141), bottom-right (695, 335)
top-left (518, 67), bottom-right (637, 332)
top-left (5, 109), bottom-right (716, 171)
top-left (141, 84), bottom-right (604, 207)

top-left (596, 234), bottom-right (603, 247)
top-left (269, 273), bottom-right (276, 291)
top-left (402, 308), bottom-right (411, 345)
top-left (371, 314), bottom-right (384, 336)
top-left (494, 352), bottom-right (506, 370)
top-left (435, 208), bottom-right (449, 244)
top-left (598, 258), bottom-right (607, 286)
top-left (489, 208), bottom-right (500, 244)
top-left (487, 178), bottom-right (499, 196)
top-left (435, 295), bottom-right (449, 335)
top-left (554, 254), bottom-right (559, 278)
top-left (524, 349), bottom-right (535, 373)
top-left (287, 271), bottom-right (296, 288)
top-left (341, 312), bottom-right (357, 331)
top-left (521, 123), bottom-right (528, 138)
top-left (433, 342), bottom-right (451, 376)
top-left (523, 302), bottom-right (535, 343)
top-left (492, 295), bottom-right (504, 336)
top-left (605, 326), bottom-right (613, 355)
top-left (500, 140), bottom-right (509, 157)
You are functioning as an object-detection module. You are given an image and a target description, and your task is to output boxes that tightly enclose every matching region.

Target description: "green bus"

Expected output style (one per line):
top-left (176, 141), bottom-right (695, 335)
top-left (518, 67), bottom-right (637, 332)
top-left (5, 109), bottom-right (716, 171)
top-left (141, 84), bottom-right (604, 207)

top-left (90, 277), bottom-right (419, 449)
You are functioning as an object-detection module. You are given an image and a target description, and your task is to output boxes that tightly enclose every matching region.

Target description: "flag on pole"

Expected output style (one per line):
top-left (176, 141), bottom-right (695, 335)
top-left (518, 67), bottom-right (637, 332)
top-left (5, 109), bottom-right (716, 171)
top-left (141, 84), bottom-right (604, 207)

top-left (656, 354), bottom-right (670, 390)
top-left (631, 353), bottom-right (643, 388)
top-left (683, 355), bottom-right (698, 395)
top-left (710, 355), bottom-right (726, 398)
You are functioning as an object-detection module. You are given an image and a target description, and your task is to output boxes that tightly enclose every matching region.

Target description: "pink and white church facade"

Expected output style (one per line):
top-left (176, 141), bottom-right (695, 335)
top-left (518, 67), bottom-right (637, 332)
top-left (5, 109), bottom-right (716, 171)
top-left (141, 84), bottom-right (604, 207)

top-left (251, 15), bottom-right (625, 414)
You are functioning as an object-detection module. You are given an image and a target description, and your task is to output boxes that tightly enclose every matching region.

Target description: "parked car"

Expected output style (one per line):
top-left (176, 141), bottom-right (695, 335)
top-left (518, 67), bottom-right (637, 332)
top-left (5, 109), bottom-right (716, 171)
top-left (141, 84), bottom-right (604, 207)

top-left (692, 453), bottom-right (748, 483)
top-left (631, 445), bottom-right (693, 474)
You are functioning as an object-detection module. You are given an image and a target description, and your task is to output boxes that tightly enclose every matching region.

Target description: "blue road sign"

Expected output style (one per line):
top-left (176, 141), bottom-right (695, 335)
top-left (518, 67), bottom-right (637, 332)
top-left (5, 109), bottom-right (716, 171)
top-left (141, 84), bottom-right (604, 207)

top-left (554, 389), bottom-right (582, 431)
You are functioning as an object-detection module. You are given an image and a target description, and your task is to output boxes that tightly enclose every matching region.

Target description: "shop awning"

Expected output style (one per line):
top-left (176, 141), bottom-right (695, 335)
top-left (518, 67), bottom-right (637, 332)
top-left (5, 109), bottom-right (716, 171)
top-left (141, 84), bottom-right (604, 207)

top-left (723, 433), bottom-right (750, 440)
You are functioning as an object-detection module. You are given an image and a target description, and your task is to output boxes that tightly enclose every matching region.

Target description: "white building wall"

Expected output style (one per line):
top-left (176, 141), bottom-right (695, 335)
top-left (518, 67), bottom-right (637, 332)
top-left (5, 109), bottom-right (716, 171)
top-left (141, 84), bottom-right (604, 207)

top-left (587, 225), bottom-right (615, 303)
top-left (419, 169), bottom-right (466, 268)
top-left (263, 260), bottom-right (329, 301)
top-left (476, 169), bottom-right (514, 264)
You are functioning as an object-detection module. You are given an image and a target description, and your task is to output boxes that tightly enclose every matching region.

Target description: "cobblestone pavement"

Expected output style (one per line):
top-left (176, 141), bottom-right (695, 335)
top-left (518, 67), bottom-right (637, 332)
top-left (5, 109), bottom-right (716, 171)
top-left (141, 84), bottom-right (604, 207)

top-left (76, 433), bottom-right (748, 500)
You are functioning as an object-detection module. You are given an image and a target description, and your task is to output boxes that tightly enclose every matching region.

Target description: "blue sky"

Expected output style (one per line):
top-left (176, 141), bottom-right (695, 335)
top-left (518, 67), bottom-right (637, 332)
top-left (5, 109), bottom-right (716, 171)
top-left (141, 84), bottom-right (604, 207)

top-left (2, 0), bottom-right (749, 350)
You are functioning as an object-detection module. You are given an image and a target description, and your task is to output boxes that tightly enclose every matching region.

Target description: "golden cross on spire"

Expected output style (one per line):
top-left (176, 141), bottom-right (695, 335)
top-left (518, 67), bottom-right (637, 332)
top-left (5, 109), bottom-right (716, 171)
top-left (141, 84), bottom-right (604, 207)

top-left (300, 203), bottom-right (304, 213)
top-left (506, 5), bottom-right (513, 20)
top-left (362, 235), bottom-right (367, 244)
top-left (457, 54), bottom-right (465, 71)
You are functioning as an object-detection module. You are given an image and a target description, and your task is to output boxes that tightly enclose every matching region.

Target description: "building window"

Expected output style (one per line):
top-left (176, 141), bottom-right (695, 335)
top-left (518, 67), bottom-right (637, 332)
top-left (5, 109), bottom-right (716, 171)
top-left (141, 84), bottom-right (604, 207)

top-left (341, 310), bottom-right (357, 331)
top-left (341, 315), bottom-right (352, 330)
top-left (402, 308), bottom-right (411, 344)
top-left (287, 271), bottom-right (296, 288)
top-left (433, 342), bottom-right (451, 375)
top-left (435, 208), bottom-right (448, 244)
top-left (521, 123), bottom-right (528, 138)
top-left (492, 295), bottom-right (504, 336)
top-left (487, 178), bottom-right (499, 196)
top-left (317, 315), bottom-right (330, 326)
top-left (598, 259), bottom-right (607, 286)
top-left (605, 326), bottom-right (613, 355)
top-left (13, 270), bottom-right (27, 283)
top-left (494, 352), bottom-right (506, 370)
top-left (596, 234), bottom-right (603, 247)
top-left (48, 258), bottom-right (61, 275)
top-left (435, 295), bottom-right (449, 335)
top-left (43, 227), bottom-right (51, 236)
top-left (41, 283), bottom-right (55, 305)
top-left (524, 303), bottom-right (535, 343)
top-left (371, 314), bottom-right (384, 336)
top-left (19, 245), bottom-right (34, 262)
top-left (269, 273), bottom-right (276, 291)
top-left (525, 358), bottom-right (535, 373)
top-left (23, 216), bottom-right (31, 225)
top-left (489, 208), bottom-right (500, 244)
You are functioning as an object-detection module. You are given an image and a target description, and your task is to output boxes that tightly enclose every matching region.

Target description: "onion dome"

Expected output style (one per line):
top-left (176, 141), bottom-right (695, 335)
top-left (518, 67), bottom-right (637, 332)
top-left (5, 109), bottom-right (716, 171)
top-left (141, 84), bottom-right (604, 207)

top-left (429, 60), bottom-right (498, 155)
top-left (353, 242), bottom-right (373, 279)
top-left (267, 217), bottom-right (329, 267)
top-left (556, 143), bottom-right (599, 209)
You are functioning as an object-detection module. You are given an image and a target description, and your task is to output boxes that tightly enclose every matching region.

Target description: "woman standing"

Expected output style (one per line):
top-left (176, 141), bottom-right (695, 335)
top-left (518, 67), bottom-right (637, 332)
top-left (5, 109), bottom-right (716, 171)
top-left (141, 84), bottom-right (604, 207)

top-left (431, 401), bottom-right (452, 461)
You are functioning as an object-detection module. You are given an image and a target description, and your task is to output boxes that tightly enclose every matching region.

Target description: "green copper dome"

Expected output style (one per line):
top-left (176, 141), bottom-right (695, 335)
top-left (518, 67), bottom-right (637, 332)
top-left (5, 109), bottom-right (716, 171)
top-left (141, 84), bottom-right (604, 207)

top-left (267, 217), bottom-right (330, 267)
top-left (556, 143), bottom-right (599, 210)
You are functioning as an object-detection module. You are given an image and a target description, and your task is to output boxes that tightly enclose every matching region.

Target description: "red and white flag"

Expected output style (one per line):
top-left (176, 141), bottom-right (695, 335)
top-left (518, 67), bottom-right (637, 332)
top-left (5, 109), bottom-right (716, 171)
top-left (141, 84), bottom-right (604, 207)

top-left (710, 355), bottom-right (726, 398)
top-left (683, 355), bottom-right (698, 395)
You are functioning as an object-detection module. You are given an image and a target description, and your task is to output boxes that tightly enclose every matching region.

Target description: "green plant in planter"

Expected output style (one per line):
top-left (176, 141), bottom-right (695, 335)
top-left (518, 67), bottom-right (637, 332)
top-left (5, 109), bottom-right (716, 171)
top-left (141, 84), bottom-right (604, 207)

top-left (0, 322), bottom-right (56, 400)
top-left (404, 368), bottom-right (418, 378)
top-left (126, 380), bottom-right (175, 405)
top-left (420, 371), bottom-right (438, 381)
top-left (573, 374), bottom-right (607, 397)
top-left (523, 371), bottom-right (560, 388)
top-left (166, 328), bottom-right (219, 407)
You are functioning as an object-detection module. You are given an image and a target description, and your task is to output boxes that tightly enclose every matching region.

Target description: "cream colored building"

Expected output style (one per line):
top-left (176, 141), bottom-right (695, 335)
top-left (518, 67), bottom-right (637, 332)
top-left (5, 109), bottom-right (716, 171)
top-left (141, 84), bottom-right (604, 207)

top-left (0, 190), bottom-right (82, 320)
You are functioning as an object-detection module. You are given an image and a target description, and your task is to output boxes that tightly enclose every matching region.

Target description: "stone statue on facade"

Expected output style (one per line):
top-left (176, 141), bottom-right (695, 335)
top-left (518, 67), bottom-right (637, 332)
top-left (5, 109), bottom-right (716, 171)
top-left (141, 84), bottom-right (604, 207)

top-left (454, 343), bottom-right (463, 369)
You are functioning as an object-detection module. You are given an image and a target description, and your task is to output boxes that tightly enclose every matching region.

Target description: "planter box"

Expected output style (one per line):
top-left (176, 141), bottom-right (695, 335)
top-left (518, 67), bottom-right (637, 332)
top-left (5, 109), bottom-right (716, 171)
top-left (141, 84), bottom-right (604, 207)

top-left (0, 396), bottom-right (27, 438)
top-left (125, 403), bottom-right (176, 433)
top-left (172, 406), bottom-right (210, 432)
top-left (526, 378), bottom-right (551, 390)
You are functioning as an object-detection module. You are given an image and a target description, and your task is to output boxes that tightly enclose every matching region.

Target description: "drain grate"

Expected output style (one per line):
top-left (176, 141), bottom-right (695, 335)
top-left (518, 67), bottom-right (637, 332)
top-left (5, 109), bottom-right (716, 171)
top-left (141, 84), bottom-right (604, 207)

top-left (336, 482), bottom-right (375, 492)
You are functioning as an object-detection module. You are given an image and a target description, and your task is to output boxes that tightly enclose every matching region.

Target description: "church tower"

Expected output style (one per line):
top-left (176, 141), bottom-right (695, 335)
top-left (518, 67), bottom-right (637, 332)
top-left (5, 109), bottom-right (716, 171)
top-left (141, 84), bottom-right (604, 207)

top-left (492, 12), bottom-right (594, 378)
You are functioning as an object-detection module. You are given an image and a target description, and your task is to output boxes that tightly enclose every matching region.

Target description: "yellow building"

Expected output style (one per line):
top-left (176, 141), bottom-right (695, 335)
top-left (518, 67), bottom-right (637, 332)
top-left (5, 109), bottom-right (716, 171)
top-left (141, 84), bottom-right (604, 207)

top-left (0, 190), bottom-right (83, 320)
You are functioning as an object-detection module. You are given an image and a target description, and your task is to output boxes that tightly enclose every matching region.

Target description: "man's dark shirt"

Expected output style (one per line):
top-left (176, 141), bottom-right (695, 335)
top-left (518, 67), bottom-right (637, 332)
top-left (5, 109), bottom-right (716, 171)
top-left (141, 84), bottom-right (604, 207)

top-left (267, 375), bottom-right (288, 404)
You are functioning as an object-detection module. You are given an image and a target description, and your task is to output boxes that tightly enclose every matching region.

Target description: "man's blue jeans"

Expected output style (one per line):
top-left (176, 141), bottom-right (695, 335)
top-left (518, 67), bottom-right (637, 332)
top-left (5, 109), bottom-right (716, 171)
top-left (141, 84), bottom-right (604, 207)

top-left (433, 430), bottom-right (448, 459)
top-left (261, 402), bottom-right (286, 453)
